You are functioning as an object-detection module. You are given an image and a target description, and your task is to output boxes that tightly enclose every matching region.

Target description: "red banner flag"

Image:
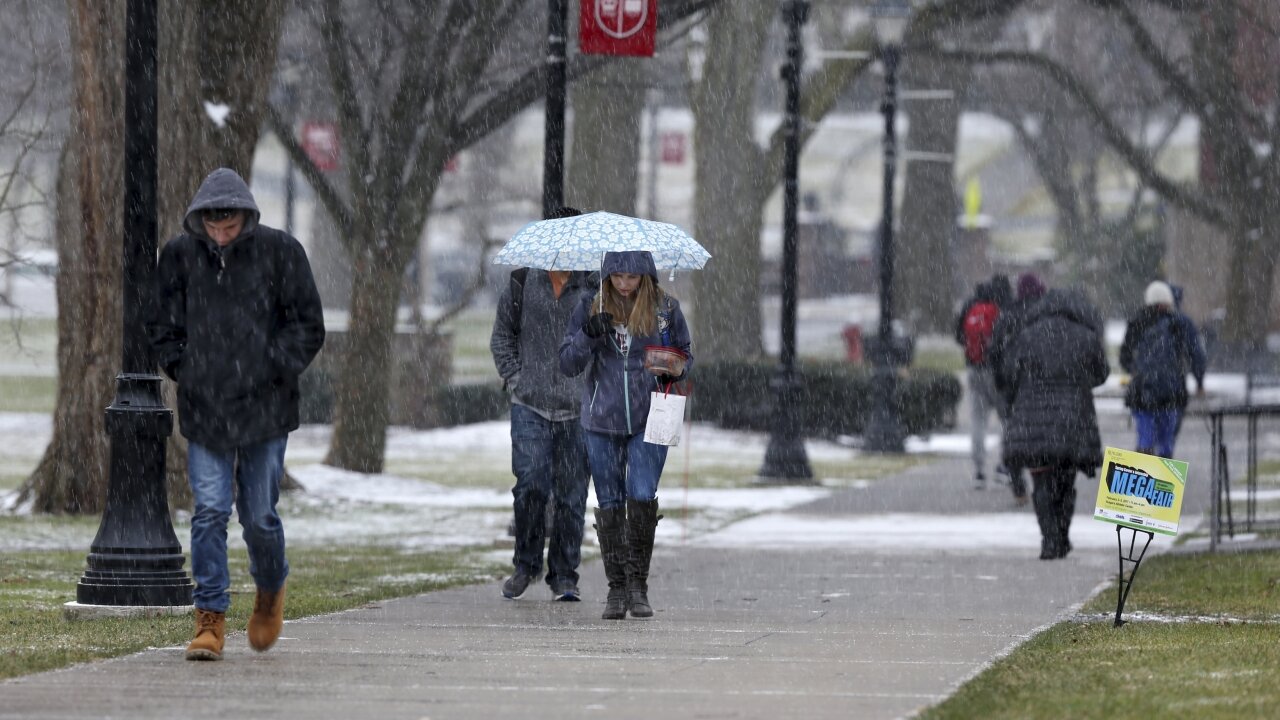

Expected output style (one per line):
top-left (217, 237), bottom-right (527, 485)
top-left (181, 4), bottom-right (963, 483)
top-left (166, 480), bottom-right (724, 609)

top-left (301, 122), bottom-right (341, 172)
top-left (580, 0), bottom-right (657, 57)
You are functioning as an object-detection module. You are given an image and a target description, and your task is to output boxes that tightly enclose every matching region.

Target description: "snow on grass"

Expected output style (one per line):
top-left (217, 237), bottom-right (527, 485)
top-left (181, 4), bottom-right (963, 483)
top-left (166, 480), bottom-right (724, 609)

top-left (693, 511), bottom-right (1133, 555)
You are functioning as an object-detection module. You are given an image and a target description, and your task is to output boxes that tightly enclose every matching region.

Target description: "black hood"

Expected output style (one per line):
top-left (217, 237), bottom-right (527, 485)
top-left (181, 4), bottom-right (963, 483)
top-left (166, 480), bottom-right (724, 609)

top-left (1024, 288), bottom-right (1104, 335)
top-left (182, 168), bottom-right (261, 240)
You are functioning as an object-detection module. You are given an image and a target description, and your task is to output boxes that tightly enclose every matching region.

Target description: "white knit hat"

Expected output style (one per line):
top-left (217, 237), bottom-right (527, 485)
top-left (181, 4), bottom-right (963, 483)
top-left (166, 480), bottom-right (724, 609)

top-left (1144, 280), bottom-right (1174, 307)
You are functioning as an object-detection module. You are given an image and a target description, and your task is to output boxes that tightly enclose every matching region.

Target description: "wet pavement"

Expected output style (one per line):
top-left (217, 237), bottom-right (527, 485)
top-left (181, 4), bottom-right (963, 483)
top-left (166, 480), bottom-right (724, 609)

top-left (0, 405), bottom-right (1222, 719)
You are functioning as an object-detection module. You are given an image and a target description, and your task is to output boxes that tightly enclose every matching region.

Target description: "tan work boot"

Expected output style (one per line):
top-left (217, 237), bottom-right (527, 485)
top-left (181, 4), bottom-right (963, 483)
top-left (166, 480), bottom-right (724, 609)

top-left (247, 582), bottom-right (286, 652)
top-left (185, 609), bottom-right (225, 661)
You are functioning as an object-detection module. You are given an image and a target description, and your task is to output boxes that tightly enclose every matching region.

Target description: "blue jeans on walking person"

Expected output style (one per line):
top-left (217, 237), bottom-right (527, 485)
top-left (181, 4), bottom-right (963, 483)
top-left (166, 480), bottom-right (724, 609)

top-left (188, 437), bottom-right (289, 613)
top-left (510, 405), bottom-right (590, 588)
top-left (584, 430), bottom-right (668, 510)
top-left (1134, 408), bottom-right (1181, 458)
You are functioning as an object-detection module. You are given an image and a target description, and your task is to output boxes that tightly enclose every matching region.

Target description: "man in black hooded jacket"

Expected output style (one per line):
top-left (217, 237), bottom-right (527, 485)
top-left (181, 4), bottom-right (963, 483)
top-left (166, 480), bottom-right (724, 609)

top-left (148, 168), bottom-right (325, 661)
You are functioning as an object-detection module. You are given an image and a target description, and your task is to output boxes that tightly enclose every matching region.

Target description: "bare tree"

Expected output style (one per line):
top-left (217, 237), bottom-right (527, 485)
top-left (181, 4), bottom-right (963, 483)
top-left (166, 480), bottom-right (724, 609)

top-left (566, 56), bottom-right (650, 215)
top-left (17, 0), bottom-right (285, 513)
top-left (267, 0), bottom-right (722, 473)
top-left (16, 0), bottom-right (125, 513)
top-left (0, 1), bottom-right (66, 311)
top-left (688, 0), bottom-right (1021, 362)
top-left (937, 0), bottom-right (1280, 355)
top-left (970, 2), bottom-right (1178, 315)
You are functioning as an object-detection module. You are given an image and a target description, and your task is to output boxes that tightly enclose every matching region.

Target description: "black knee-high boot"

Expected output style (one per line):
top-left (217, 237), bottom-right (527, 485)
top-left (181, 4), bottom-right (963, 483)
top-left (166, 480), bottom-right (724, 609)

top-left (625, 498), bottom-right (661, 618)
top-left (593, 507), bottom-right (628, 620)
top-left (1055, 474), bottom-right (1077, 558)
top-left (1031, 470), bottom-right (1062, 560)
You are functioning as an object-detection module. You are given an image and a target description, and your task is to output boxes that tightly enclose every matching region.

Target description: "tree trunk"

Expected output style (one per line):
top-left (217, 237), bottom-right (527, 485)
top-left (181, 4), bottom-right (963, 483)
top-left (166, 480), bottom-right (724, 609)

top-left (18, 0), bottom-right (124, 514)
top-left (155, 0), bottom-right (286, 501)
top-left (20, 0), bottom-right (286, 514)
top-left (1223, 193), bottom-right (1278, 350)
top-left (324, 237), bottom-right (403, 473)
top-left (566, 57), bottom-right (646, 215)
top-left (690, 3), bottom-right (772, 362)
top-left (897, 49), bottom-right (966, 333)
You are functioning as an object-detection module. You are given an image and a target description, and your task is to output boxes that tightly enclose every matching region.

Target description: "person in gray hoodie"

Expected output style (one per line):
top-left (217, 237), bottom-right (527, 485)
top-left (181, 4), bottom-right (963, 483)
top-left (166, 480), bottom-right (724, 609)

top-left (490, 207), bottom-right (594, 602)
top-left (149, 168), bottom-right (324, 660)
top-left (560, 250), bottom-right (693, 620)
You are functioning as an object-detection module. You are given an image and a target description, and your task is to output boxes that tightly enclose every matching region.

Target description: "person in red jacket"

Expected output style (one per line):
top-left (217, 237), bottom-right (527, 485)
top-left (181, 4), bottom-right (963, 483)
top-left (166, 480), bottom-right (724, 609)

top-left (955, 275), bottom-right (1012, 490)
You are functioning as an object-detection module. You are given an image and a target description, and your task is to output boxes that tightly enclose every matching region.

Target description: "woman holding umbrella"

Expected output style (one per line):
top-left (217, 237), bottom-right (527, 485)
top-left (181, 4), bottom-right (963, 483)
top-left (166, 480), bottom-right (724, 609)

top-left (560, 250), bottom-right (693, 620)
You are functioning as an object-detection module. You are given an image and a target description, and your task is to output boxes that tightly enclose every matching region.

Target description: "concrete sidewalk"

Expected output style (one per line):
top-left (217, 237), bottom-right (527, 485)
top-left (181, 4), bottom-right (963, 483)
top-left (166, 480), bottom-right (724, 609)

top-left (0, 411), bottom-right (1215, 720)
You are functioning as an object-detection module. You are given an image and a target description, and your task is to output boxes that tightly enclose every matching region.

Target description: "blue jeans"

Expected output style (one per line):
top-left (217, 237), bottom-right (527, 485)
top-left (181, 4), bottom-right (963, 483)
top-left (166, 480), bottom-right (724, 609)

top-left (1134, 409), bottom-right (1181, 458)
top-left (584, 430), bottom-right (668, 510)
top-left (510, 405), bottom-right (590, 588)
top-left (188, 437), bottom-right (289, 613)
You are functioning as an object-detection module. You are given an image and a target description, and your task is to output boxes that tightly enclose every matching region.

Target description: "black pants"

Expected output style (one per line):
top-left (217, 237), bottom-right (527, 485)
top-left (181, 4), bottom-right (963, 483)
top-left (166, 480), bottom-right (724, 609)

top-left (1031, 464), bottom-right (1076, 554)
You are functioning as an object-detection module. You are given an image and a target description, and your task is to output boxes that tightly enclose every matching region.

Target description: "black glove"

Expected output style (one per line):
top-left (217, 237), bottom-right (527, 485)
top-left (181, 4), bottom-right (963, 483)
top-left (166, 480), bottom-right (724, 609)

top-left (584, 312), bottom-right (614, 338)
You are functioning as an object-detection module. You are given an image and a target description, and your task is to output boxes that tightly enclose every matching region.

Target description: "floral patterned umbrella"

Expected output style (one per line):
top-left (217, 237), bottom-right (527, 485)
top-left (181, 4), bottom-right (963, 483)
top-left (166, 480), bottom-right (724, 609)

top-left (492, 211), bottom-right (711, 271)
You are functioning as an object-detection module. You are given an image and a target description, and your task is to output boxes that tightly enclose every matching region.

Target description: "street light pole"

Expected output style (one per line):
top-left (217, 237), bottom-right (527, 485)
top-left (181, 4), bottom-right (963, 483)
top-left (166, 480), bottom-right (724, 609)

top-left (759, 0), bottom-right (814, 483)
top-left (543, 0), bottom-right (568, 218)
top-left (283, 71), bottom-right (297, 236)
top-left (864, 1), bottom-right (910, 453)
top-left (74, 0), bottom-right (193, 609)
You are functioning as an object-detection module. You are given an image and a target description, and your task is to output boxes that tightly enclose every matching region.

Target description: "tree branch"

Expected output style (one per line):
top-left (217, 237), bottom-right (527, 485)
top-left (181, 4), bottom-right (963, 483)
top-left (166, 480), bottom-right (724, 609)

top-left (759, 27), bottom-right (876, 203)
top-left (930, 46), bottom-right (1230, 228)
top-left (1108, 1), bottom-right (1209, 114)
top-left (423, 235), bottom-right (503, 336)
top-left (319, 0), bottom-right (372, 183)
top-left (263, 102), bottom-right (354, 236)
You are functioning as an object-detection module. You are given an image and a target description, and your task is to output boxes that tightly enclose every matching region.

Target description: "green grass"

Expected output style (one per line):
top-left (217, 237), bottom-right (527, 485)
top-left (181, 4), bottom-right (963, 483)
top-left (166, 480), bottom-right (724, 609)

top-left (1251, 459), bottom-right (1280, 488)
top-left (0, 375), bottom-right (56, 413)
top-left (442, 307), bottom-right (502, 383)
top-left (0, 473), bottom-right (27, 492)
top-left (0, 544), bottom-right (506, 680)
top-left (922, 550), bottom-right (1280, 719)
top-left (912, 345), bottom-right (965, 374)
top-left (1081, 549), bottom-right (1280, 620)
top-left (921, 622), bottom-right (1280, 720)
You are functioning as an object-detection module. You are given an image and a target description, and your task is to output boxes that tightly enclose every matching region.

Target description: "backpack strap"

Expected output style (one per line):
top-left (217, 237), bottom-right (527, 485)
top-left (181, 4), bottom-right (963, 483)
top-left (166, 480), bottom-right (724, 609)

top-left (509, 267), bottom-right (529, 336)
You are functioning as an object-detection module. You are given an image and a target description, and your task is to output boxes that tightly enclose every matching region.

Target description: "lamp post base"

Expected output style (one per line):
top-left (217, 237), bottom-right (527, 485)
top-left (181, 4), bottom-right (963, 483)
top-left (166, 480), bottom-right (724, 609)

top-left (757, 367), bottom-right (815, 484)
top-left (76, 374), bottom-right (193, 607)
top-left (864, 360), bottom-right (905, 453)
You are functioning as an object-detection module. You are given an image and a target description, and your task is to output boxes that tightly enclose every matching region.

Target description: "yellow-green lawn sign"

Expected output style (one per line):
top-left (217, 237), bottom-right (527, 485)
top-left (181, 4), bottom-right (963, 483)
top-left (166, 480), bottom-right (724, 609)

top-left (1093, 447), bottom-right (1188, 536)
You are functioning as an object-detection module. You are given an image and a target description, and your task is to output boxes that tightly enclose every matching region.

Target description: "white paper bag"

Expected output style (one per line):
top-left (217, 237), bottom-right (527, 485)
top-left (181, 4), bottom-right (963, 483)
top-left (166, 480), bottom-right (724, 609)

top-left (643, 390), bottom-right (686, 446)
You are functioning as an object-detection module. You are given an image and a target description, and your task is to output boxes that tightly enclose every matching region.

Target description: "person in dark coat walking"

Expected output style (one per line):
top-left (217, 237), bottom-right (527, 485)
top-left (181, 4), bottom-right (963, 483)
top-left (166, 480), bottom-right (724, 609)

top-left (989, 272), bottom-right (1047, 503)
top-left (1000, 288), bottom-right (1109, 560)
top-left (490, 209), bottom-right (594, 602)
top-left (1119, 280), bottom-right (1206, 458)
top-left (560, 250), bottom-right (692, 620)
top-left (149, 168), bottom-right (325, 660)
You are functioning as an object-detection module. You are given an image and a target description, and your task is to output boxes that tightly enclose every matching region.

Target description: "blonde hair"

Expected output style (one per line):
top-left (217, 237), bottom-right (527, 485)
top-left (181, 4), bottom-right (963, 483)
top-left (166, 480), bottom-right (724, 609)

top-left (594, 274), bottom-right (669, 337)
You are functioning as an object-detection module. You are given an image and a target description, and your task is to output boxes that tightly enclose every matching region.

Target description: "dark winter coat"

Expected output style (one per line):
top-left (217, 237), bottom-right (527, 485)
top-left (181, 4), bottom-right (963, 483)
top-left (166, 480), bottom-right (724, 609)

top-left (490, 269), bottom-right (593, 418)
top-left (1000, 289), bottom-right (1110, 474)
top-left (1119, 306), bottom-right (1206, 411)
top-left (559, 252), bottom-right (693, 436)
top-left (989, 296), bottom-right (1040, 403)
top-left (148, 168), bottom-right (325, 451)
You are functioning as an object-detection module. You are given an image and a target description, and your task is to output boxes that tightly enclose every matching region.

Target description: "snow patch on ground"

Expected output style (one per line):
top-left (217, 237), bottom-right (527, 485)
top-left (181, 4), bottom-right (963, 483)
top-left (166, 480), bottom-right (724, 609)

top-left (693, 512), bottom-right (1145, 555)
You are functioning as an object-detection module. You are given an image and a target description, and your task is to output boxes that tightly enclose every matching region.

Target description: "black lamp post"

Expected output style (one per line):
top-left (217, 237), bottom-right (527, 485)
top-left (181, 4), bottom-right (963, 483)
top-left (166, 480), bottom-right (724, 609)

top-left (74, 0), bottom-right (193, 608)
top-left (759, 0), bottom-right (814, 483)
top-left (863, 0), bottom-right (910, 454)
top-left (281, 58), bottom-right (301, 236)
top-left (543, 0), bottom-right (568, 218)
